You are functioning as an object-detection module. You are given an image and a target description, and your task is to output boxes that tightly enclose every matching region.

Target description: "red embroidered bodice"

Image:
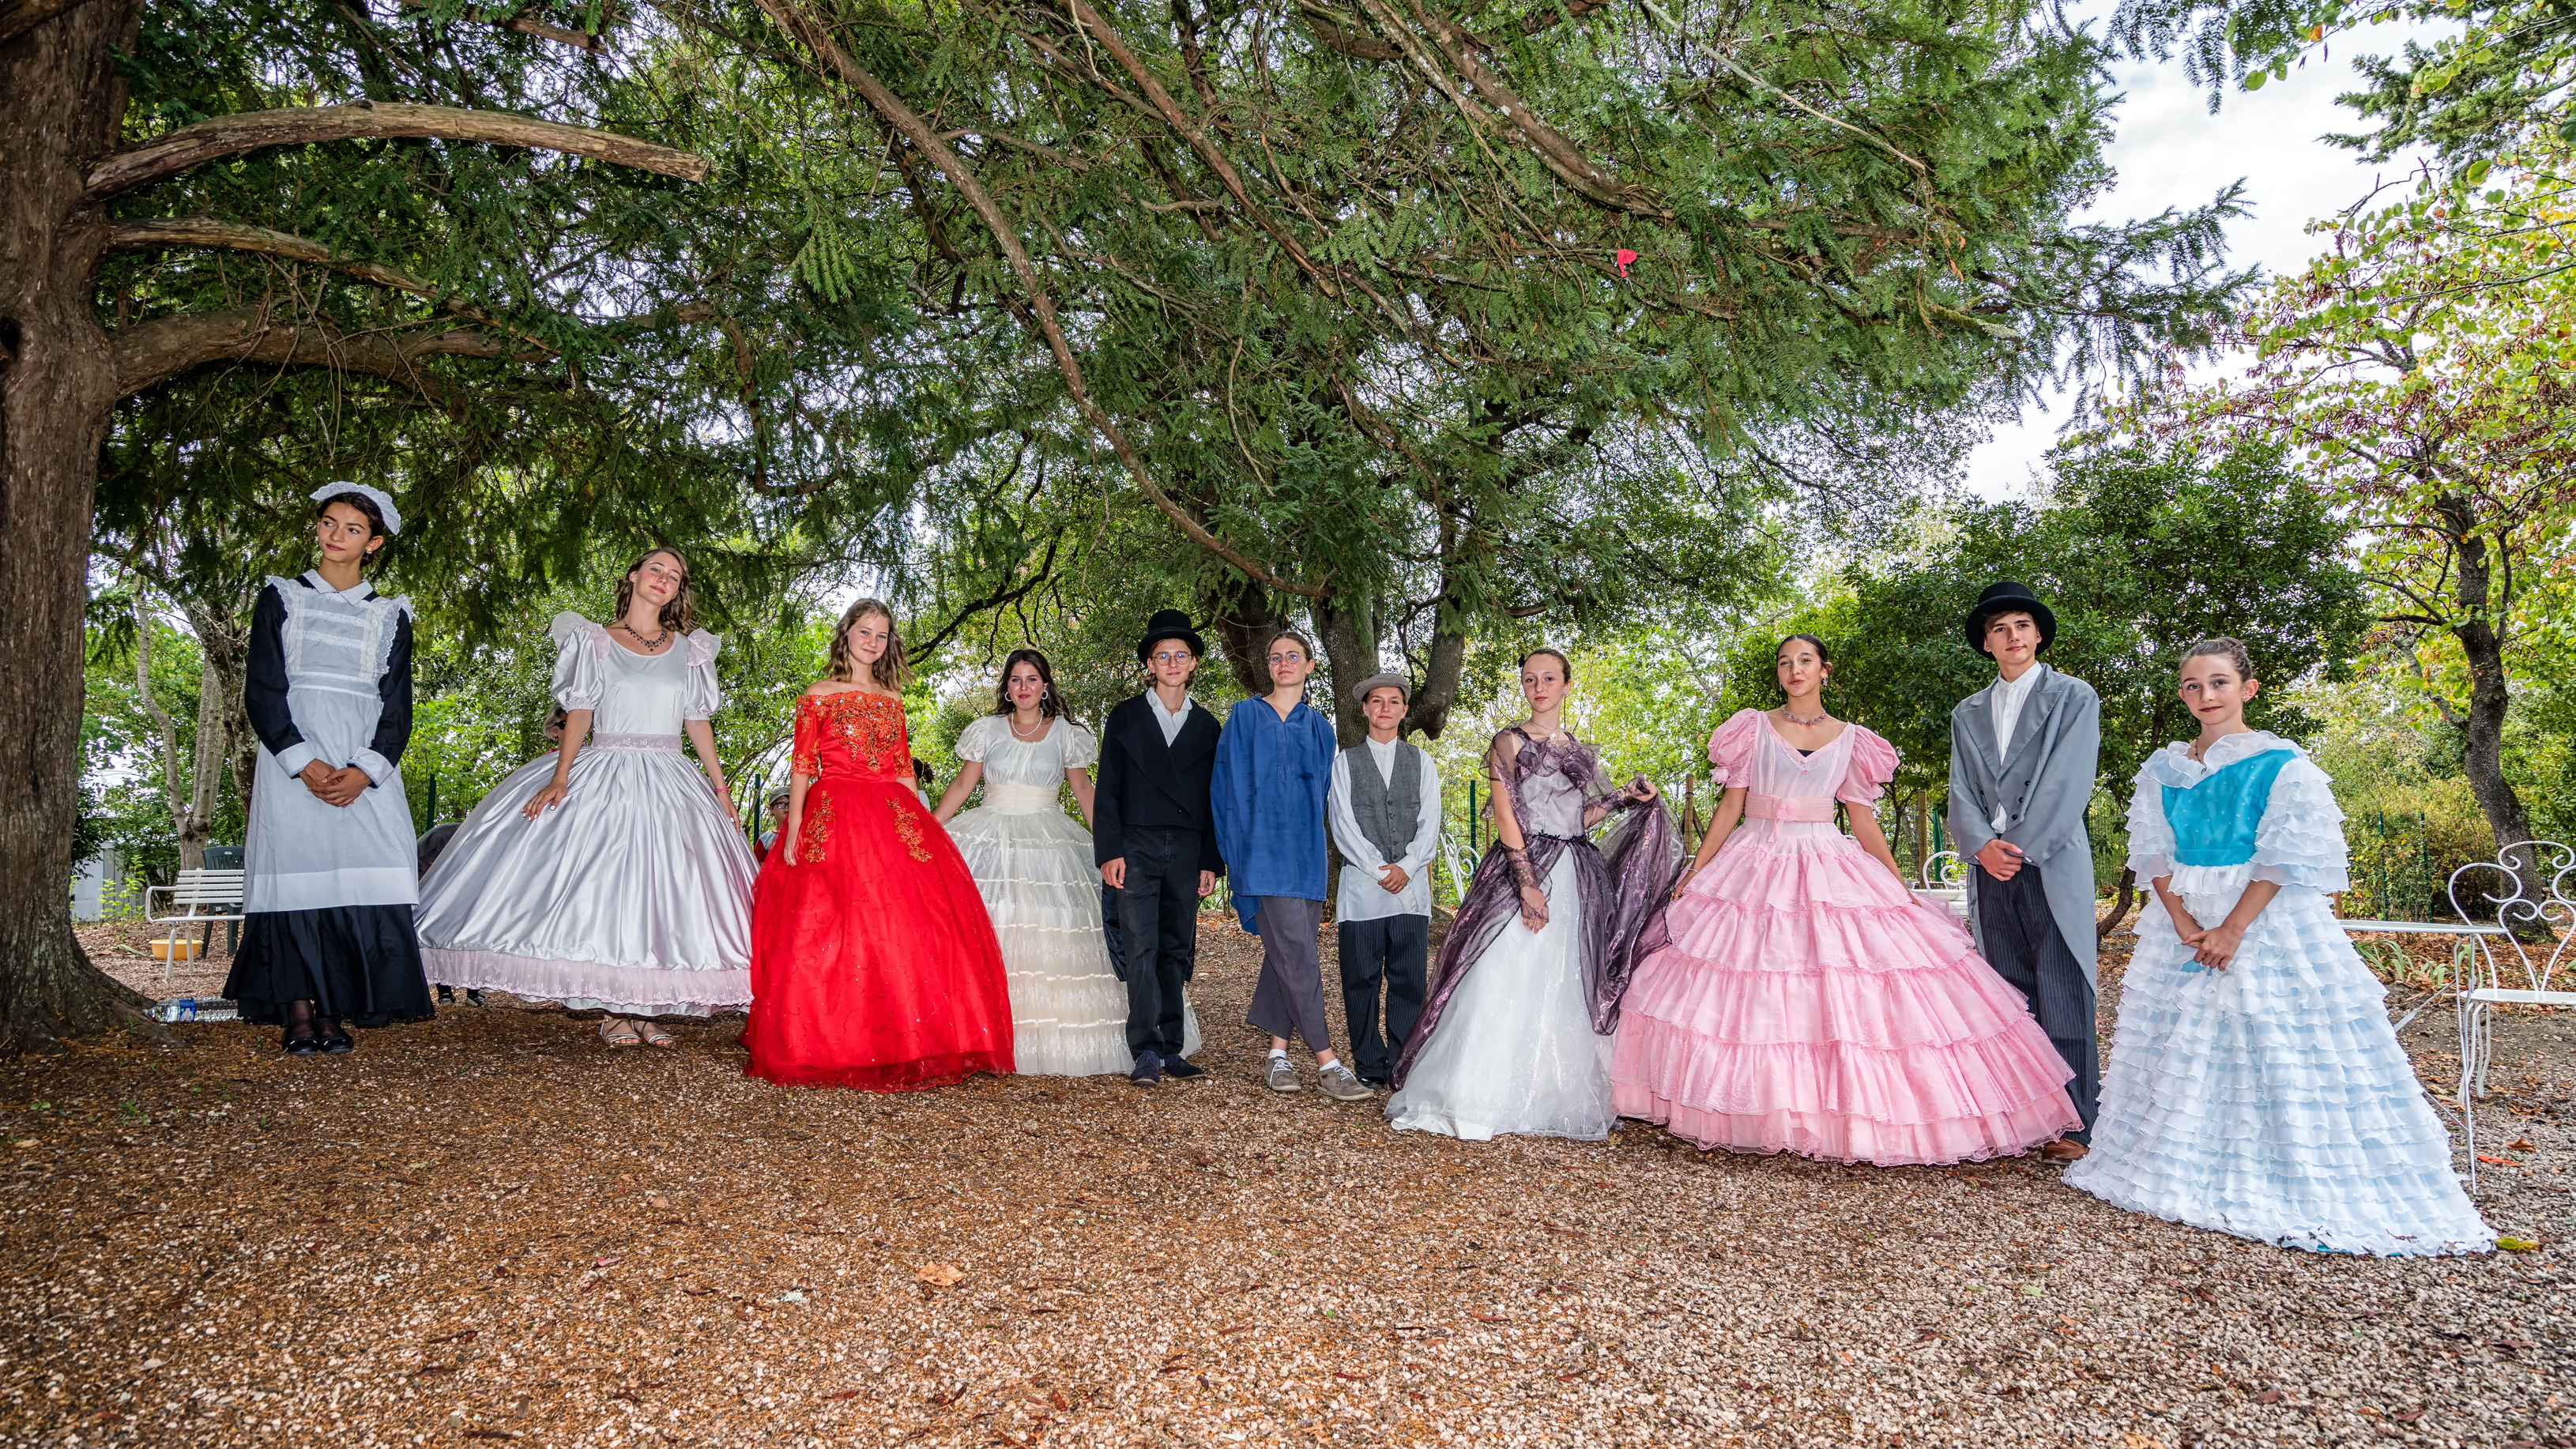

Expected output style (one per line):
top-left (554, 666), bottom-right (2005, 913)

top-left (793, 690), bottom-right (915, 782)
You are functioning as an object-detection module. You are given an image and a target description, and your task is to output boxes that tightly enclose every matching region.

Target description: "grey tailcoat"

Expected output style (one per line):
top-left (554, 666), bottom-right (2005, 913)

top-left (1946, 667), bottom-right (2103, 984)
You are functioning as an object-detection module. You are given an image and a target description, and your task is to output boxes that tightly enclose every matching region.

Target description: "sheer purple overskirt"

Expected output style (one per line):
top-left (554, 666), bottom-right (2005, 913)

top-left (1391, 728), bottom-right (1676, 1089)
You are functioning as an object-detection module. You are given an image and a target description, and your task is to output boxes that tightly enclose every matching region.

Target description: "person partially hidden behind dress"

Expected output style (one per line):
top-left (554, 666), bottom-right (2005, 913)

top-left (227, 482), bottom-right (435, 1055)
top-left (935, 648), bottom-right (1202, 1075)
top-left (2065, 638), bottom-right (2492, 1255)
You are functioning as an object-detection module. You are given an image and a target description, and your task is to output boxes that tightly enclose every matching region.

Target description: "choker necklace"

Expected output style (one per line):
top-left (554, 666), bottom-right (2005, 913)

top-left (1779, 706), bottom-right (1828, 727)
top-left (623, 620), bottom-right (672, 652)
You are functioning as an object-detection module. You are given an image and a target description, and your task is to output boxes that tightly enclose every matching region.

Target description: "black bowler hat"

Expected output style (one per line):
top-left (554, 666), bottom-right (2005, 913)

top-left (1964, 581), bottom-right (2057, 655)
top-left (1135, 608), bottom-right (1207, 664)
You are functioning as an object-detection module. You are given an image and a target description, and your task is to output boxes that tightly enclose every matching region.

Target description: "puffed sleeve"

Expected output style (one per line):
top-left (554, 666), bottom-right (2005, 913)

top-left (548, 612), bottom-right (607, 713)
top-left (682, 630), bottom-right (723, 721)
top-left (954, 715), bottom-right (998, 763)
top-left (1708, 709), bottom-right (1761, 788)
top-left (1836, 726), bottom-right (1899, 806)
top-left (2249, 753), bottom-right (2352, 893)
top-left (1060, 721), bottom-right (1099, 770)
top-left (2124, 751), bottom-right (2179, 882)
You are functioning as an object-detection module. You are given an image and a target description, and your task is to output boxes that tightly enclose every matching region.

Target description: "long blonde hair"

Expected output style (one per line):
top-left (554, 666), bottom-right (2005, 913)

top-left (827, 598), bottom-right (910, 689)
top-left (612, 547), bottom-right (695, 636)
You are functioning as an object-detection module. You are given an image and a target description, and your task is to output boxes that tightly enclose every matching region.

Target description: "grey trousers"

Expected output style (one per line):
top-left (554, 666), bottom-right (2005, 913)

top-left (1244, 896), bottom-right (1331, 1052)
top-left (1976, 860), bottom-right (2100, 1143)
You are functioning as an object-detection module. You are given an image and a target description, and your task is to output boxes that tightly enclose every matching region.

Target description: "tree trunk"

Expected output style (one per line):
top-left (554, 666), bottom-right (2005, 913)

top-left (1203, 574), bottom-right (1281, 701)
top-left (2097, 865), bottom-right (2137, 942)
top-left (176, 594), bottom-right (254, 830)
top-left (0, 0), bottom-right (163, 1048)
top-left (131, 598), bottom-right (213, 871)
top-left (1313, 593), bottom-right (1377, 746)
top-left (2440, 492), bottom-right (2540, 915)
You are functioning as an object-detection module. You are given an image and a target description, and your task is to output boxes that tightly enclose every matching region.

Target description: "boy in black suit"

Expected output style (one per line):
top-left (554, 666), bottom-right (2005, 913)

top-left (1095, 610), bottom-right (1226, 1086)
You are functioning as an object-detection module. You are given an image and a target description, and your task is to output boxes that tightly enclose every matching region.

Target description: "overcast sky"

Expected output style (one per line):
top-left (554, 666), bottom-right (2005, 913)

top-left (1963, 9), bottom-right (2449, 499)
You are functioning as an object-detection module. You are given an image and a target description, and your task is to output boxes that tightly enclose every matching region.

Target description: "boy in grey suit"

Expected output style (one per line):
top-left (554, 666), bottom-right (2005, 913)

top-left (1947, 582), bottom-right (2101, 1161)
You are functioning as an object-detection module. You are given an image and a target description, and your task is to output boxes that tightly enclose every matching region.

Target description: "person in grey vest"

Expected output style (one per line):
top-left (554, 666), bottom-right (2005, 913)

top-left (1325, 673), bottom-right (1444, 1086)
top-left (1946, 581), bottom-right (2102, 1161)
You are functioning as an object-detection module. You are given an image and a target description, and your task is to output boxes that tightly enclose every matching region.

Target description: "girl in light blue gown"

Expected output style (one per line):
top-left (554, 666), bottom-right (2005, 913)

top-left (2065, 638), bottom-right (2491, 1255)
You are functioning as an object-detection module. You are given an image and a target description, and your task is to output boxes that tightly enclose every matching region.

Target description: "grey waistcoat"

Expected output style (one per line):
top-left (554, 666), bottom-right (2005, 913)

top-left (1345, 741), bottom-right (1425, 864)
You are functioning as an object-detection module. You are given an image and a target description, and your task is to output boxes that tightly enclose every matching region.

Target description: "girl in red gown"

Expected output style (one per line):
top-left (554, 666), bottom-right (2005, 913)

top-left (744, 600), bottom-right (1015, 1090)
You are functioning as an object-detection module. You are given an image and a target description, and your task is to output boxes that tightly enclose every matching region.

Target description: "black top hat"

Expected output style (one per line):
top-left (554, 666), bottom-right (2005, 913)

top-left (1964, 581), bottom-right (2057, 655)
top-left (1136, 608), bottom-right (1207, 664)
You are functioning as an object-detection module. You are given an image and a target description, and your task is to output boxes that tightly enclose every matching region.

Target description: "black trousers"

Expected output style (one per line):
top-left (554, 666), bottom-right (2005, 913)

top-left (1336, 913), bottom-right (1428, 1082)
top-left (1976, 860), bottom-right (2100, 1142)
top-left (1116, 827), bottom-right (1201, 1060)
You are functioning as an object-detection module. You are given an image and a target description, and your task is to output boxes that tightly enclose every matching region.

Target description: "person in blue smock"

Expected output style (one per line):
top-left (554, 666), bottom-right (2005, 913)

top-left (2066, 637), bottom-right (2491, 1255)
top-left (1211, 630), bottom-right (1374, 1102)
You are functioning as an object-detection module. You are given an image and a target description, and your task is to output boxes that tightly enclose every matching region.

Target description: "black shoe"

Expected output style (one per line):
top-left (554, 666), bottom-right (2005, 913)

top-left (465, 989), bottom-right (487, 1007)
top-left (1129, 1052), bottom-right (1162, 1086)
top-left (1161, 1056), bottom-right (1205, 1079)
top-left (1358, 1075), bottom-right (1392, 1089)
top-left (435, 984), bottom-right (455, 1004)
top-left (317, 1030), bottom-right (354, 1056)
top-left (283, 1033), bottom-right (321, 1057)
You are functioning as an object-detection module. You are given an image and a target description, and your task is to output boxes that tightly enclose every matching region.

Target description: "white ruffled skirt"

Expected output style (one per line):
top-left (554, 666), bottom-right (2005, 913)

top-left (2065, 887), bottom-right (2491, 1255)
top-left (416, 736), bottom-right (756, 1015)
top-left (946, 794), bottom-right (1199, 1076)
top-left (1387, 853), bottom-right (1616, 1141)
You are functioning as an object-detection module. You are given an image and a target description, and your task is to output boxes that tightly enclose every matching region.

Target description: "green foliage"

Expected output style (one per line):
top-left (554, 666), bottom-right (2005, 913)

top-left (79, 603), bottom-right (242, 884)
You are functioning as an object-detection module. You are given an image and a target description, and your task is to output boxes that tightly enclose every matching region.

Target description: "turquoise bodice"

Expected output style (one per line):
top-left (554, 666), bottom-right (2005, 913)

top-left (2163, 749), bottom-right (2295, 868)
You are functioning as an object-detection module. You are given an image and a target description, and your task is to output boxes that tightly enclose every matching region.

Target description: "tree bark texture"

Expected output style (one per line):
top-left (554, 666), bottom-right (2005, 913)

top-left (2437, 491), bottom-right (2541, 912)
top-left (85, 104), bottom-right (711, 198)
top-left (1, 0), bottom-right (161, 1049)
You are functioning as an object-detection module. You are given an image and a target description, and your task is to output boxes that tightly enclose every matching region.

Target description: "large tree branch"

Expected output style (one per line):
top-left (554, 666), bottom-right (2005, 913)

top-left (107, 216), bottom-right (559, 351)
top-left (0, 0), bottom-right (100, 44)
top-left (86, 104), bottom-right (710, 200)
top-left (753, 0), bottom-right (1327, 598)
top-left (109, 307), bottom-right (529, 406)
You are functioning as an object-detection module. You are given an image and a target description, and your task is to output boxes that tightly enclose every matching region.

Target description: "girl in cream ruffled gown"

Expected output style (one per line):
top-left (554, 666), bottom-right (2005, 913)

top-left (935, 651), bottom-right (1199, 1076)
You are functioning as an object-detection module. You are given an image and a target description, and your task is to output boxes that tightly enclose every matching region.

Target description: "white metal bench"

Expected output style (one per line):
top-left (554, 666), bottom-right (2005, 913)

top-left (1915, 850), bottom-right (1971, 923)
top-left (2423, 841), bottom-right (2576, 1187)
top-left (144, 868), bottom-right (247, 980)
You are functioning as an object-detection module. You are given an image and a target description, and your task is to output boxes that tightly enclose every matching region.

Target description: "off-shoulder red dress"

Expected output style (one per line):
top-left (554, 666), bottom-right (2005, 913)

top-left (744, 690), bottom-right (1015, 1090)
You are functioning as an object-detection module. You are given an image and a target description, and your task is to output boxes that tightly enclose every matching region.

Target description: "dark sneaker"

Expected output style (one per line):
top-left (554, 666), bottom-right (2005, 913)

top-left (1130, 1052), bottom-right (1162, 1086)
top-left (1162, 1056), bottom-right (1206, 1079)
top-left (1318, 1063), bottom-right (1375, 1101)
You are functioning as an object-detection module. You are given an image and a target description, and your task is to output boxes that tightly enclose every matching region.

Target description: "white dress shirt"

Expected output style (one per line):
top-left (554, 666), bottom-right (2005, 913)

top-left (1326, 736), bottom-right (1443, 922)
top-left (1148, 689), bottom-right (1195, 747)
top-left (1987, 662), bottom-right (2047, 830)
top-left (1990, 662), bottom-right (2048, 763)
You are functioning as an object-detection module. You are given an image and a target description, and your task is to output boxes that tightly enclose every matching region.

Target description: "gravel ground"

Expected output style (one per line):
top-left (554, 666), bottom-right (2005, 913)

top-left (6, 916), bottom-right (2568, 1448)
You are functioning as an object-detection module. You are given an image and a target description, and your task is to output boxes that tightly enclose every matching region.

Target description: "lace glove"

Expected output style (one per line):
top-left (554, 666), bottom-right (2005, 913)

top-left (1508, 847), bottom-right (1550, 929)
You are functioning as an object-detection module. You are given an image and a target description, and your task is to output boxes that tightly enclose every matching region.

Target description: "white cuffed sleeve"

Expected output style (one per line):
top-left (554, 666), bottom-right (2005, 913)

top-left (681, 630), bottom-right (723, 721)
top-left (548, 612), bottom-right (608, 713)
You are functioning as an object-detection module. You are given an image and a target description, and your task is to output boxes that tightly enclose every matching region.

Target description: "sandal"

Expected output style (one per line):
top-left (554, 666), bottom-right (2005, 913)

top-left (635, 1021), bottom-right (676, 1049)
top-left (598, 1017), bottom-right (644, 1049)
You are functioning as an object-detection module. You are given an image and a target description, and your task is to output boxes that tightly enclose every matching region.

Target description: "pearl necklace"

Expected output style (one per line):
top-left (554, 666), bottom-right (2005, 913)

top-left (1010, 712), bottom-right (1050, 742)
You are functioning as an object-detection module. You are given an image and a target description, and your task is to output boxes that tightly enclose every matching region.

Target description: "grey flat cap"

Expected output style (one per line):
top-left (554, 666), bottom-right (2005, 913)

top-left (1351, 672), bottom-right (1414, 706)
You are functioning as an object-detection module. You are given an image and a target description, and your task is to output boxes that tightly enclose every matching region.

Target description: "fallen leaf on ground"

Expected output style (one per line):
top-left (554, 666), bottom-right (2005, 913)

top-left (914, 1263), bottom-right (966, 1286)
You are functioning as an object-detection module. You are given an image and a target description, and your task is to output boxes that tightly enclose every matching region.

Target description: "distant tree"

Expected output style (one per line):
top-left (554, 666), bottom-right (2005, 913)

top-left (1715, 438), bottom-right (2366, 929)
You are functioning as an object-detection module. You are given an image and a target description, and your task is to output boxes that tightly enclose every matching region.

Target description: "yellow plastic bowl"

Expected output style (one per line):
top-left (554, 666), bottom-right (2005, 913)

top-left (150, 939), bottom-right (201, 962)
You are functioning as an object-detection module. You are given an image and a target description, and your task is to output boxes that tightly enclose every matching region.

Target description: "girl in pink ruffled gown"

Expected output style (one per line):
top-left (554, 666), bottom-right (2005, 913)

top-left (1610, 634), bottom-right (2082, 1166)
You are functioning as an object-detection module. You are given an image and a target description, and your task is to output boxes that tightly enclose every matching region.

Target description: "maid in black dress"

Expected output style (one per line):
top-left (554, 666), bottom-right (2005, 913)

top-left (224, 483), bottom-right (435, 1054)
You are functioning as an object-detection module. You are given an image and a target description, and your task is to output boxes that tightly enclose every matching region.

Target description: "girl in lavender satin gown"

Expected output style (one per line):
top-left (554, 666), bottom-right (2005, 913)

top-left (1385, 649), bottom-right (1673, 1142)
top-left (1610, 634), bottom-right (2081, 1165)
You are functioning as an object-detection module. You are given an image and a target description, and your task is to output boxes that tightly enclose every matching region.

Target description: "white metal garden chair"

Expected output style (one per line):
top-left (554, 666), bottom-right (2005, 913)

top-left (2427, 841), bottom-right (2576, 1186)
top-left (143, 868), bottom-right (247, 980)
